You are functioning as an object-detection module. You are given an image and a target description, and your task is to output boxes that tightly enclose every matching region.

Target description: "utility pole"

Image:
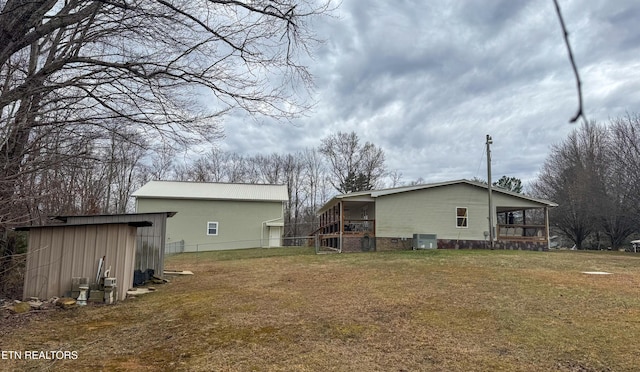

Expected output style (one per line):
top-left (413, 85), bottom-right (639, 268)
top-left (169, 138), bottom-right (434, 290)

top-left (486, 135), bottom-right (494, 249)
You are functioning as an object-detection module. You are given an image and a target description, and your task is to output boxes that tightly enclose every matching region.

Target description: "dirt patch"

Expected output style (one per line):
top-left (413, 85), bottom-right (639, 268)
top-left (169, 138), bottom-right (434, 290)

top-left (0, 308), bottom-right (58, 337)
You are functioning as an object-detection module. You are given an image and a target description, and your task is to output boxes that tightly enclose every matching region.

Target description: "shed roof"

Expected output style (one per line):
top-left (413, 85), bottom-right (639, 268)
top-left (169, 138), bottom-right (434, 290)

top-left (318, 179), bottom-right (558, 213)
top-left (132, 181), bottom-right (288, 202)
top-left (50, 212), bottom-right (176, 223)
top-left (15, 221), bottom-right (153, 231)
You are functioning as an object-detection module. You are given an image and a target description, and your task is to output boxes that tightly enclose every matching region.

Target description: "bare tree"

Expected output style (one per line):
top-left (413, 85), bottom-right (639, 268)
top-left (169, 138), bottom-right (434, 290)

top-left (281, 153), bottom-right (305, 238)
top-left (223, 153), bottom-right (249, 183)
top-left (299, 148), bottom-right (327, 234)
top-left (408, 177), bottom-right (426, 186)
top-left (609, 114), bottom-right (640, 207)
top-left (301, 147), bottom-right (328, 208)
top-left (531, 121), bottom-right (638, 250)
top-left (253, 153), bottom-right (285, 184)
top-left (601, 114), bottom-right (640, 248)
top-left (0, 0), bottom-right (331, 294)
top-left (1, 0), bottom-right (329, 186)
top-left (319, 131), bottom-right (386, 193)
top-left (103, 129), bottom-right (148, 213)
top-left (15, 122), bottom-right (101, 220)
top-left (386, 170), bottom-right (404, 188)
top-left (1, 0), bottom-right (329, 202)
top-left (202, 149), bottom-right (231, 183)
top-left (143, 142), bottom-right (178, 182)
top-left (531, 123), bottom-right (603, 249)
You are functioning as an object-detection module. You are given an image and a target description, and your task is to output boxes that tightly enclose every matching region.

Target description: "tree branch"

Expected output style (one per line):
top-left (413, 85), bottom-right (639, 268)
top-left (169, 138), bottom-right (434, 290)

top-left (553, 0), bottom-right (586, 125)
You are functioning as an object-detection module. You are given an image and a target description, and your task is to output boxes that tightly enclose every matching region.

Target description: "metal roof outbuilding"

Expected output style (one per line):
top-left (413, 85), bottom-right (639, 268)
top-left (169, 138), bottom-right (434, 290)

top-left (132, 181), bottom-right (288, 202)
top-left (17, 222), bottom-right (150, 301)
top-left (51, 212), bottom-right (176, 279)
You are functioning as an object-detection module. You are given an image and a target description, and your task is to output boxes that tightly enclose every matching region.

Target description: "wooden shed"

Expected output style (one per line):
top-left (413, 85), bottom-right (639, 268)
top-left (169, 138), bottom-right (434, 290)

top-left (17, 221), bottom-right (151, 301)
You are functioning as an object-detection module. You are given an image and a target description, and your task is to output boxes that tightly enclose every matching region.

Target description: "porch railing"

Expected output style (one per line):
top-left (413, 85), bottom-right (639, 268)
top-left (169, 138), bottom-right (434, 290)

top-left (343, 219), bottom-right (375, 234)
top-left (497, 224), bottom-right (546, 241)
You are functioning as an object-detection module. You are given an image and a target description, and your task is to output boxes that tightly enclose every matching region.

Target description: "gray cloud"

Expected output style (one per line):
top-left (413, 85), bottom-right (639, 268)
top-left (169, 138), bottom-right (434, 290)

top-left (213, 0), bottom-right (640, 188)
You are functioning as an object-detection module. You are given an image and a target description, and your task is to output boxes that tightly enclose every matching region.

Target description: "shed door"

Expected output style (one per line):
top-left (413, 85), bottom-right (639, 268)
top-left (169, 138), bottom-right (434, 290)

top-left (269, 227), bottom-right (281, 247)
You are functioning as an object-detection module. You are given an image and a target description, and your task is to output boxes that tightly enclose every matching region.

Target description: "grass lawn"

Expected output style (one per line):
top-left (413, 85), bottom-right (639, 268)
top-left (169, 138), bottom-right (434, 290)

top-left (1, 248), bottom-right (640, 371)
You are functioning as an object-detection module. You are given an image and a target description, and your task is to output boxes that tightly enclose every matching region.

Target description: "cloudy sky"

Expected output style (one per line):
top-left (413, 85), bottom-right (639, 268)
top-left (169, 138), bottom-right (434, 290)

top-left (218, 0), bottom-right (640, 189)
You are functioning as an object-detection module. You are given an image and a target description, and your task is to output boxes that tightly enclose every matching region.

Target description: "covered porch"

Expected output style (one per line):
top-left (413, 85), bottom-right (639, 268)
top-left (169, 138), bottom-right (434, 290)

top-left (316, 198), bottom-right (376, 251)
top-left (495, 205), bottom-right (550, 245)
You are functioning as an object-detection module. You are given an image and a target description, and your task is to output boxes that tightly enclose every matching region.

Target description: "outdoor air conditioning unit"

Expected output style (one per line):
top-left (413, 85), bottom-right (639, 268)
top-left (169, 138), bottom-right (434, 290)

top-left (413, 234), bottom-right (437, 249)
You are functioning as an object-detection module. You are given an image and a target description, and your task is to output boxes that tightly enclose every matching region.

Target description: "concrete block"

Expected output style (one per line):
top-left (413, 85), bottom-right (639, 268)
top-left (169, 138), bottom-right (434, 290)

top-left (88, 290), bottom-right (104, 303)
top-left (72, 277), bottom-right (81, 291)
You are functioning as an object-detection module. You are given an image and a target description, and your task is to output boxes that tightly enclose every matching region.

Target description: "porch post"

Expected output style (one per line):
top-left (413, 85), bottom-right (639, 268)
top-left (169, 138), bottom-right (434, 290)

top-left (339, 201), bottom-right (344, 252)
top-left (544, 207), bottom-right (550, 249)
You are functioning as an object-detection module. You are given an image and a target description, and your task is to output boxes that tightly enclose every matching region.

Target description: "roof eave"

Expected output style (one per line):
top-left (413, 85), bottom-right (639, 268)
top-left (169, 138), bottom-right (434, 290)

top-left (134, 195), bottom-right (287, 202)
top-left (15, 220), bottom-right (153, 231)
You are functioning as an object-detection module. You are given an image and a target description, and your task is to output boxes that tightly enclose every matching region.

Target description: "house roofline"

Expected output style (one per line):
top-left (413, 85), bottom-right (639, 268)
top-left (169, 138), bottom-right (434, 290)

top-left (133, 195), bottom-right (288, 202)
top-left (317, 179), bottom-right (557, 214)
top-left (131, 181), bottom-right (288, 202)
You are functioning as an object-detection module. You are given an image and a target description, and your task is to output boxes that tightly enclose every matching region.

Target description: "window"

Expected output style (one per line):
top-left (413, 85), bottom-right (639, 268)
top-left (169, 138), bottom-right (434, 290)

top-left (456, 207), bottom-right (468, 228)
top-left (207, 222), bottom-right (219, 236)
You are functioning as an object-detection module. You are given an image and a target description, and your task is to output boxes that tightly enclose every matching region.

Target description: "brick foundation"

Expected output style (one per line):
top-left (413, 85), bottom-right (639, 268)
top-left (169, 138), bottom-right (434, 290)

top-left (375, 237), bottom-right (414, 251)
top-left (334, 237), bottom-right (548, 253)
top-left (341, 235), bottom-right (376, 253)
top-left (437, 239), bottom-right (548, 251)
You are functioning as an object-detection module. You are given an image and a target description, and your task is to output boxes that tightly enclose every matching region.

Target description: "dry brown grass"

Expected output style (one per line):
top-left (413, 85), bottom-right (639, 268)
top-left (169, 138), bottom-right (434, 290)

top-left (2, 248), bottom-right (640, 371)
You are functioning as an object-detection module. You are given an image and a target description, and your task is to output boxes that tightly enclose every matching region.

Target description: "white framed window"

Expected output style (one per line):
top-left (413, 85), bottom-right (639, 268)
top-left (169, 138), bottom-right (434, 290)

top-left (456, 207), bottom-right (468, 228)
top-left (207, 221), bottom-right (219, 236)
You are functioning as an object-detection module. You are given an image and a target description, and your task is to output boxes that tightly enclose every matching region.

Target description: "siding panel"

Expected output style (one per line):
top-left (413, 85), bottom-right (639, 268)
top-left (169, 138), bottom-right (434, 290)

top-left (58, 213), bottom-right (170, 278)
top-left (376, 183), bottom-right (552, 241)
top-left (137, 199), bottom-right (284, 251)
top-left (376, 184), bottom-right (492, 240)
top-left (22, 224), bottom-right (139, 301)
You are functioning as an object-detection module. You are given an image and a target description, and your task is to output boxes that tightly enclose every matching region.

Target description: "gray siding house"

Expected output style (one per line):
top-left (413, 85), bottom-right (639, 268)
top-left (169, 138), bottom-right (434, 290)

top-left (316, 179), bottom-right (558, 252)
top-left (132, 181), bottom-right (288, 251)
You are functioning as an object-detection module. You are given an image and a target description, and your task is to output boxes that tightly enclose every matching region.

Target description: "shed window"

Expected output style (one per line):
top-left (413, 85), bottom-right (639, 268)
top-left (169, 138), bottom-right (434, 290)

top-left (456, 207), bottom-right (468, 228)
top-left (207, 222), bottom-right (219, 235)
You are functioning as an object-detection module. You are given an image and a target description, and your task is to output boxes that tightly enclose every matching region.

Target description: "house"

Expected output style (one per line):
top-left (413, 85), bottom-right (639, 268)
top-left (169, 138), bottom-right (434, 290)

top-left (51, 212), bottom-right (176, 278)
top-left (315, 179), bottom-right (558, 252)
top-left (17, 221), bottom-right (151, 301)
top-left (132, 181), bottom-right (288, 251)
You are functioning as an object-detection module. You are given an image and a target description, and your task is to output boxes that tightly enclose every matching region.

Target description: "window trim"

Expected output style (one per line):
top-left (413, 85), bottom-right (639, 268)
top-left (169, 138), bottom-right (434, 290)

top-left (456, 207), bottom-right (468, 228)
top-left (206, 221), bottom-right (219, 236)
